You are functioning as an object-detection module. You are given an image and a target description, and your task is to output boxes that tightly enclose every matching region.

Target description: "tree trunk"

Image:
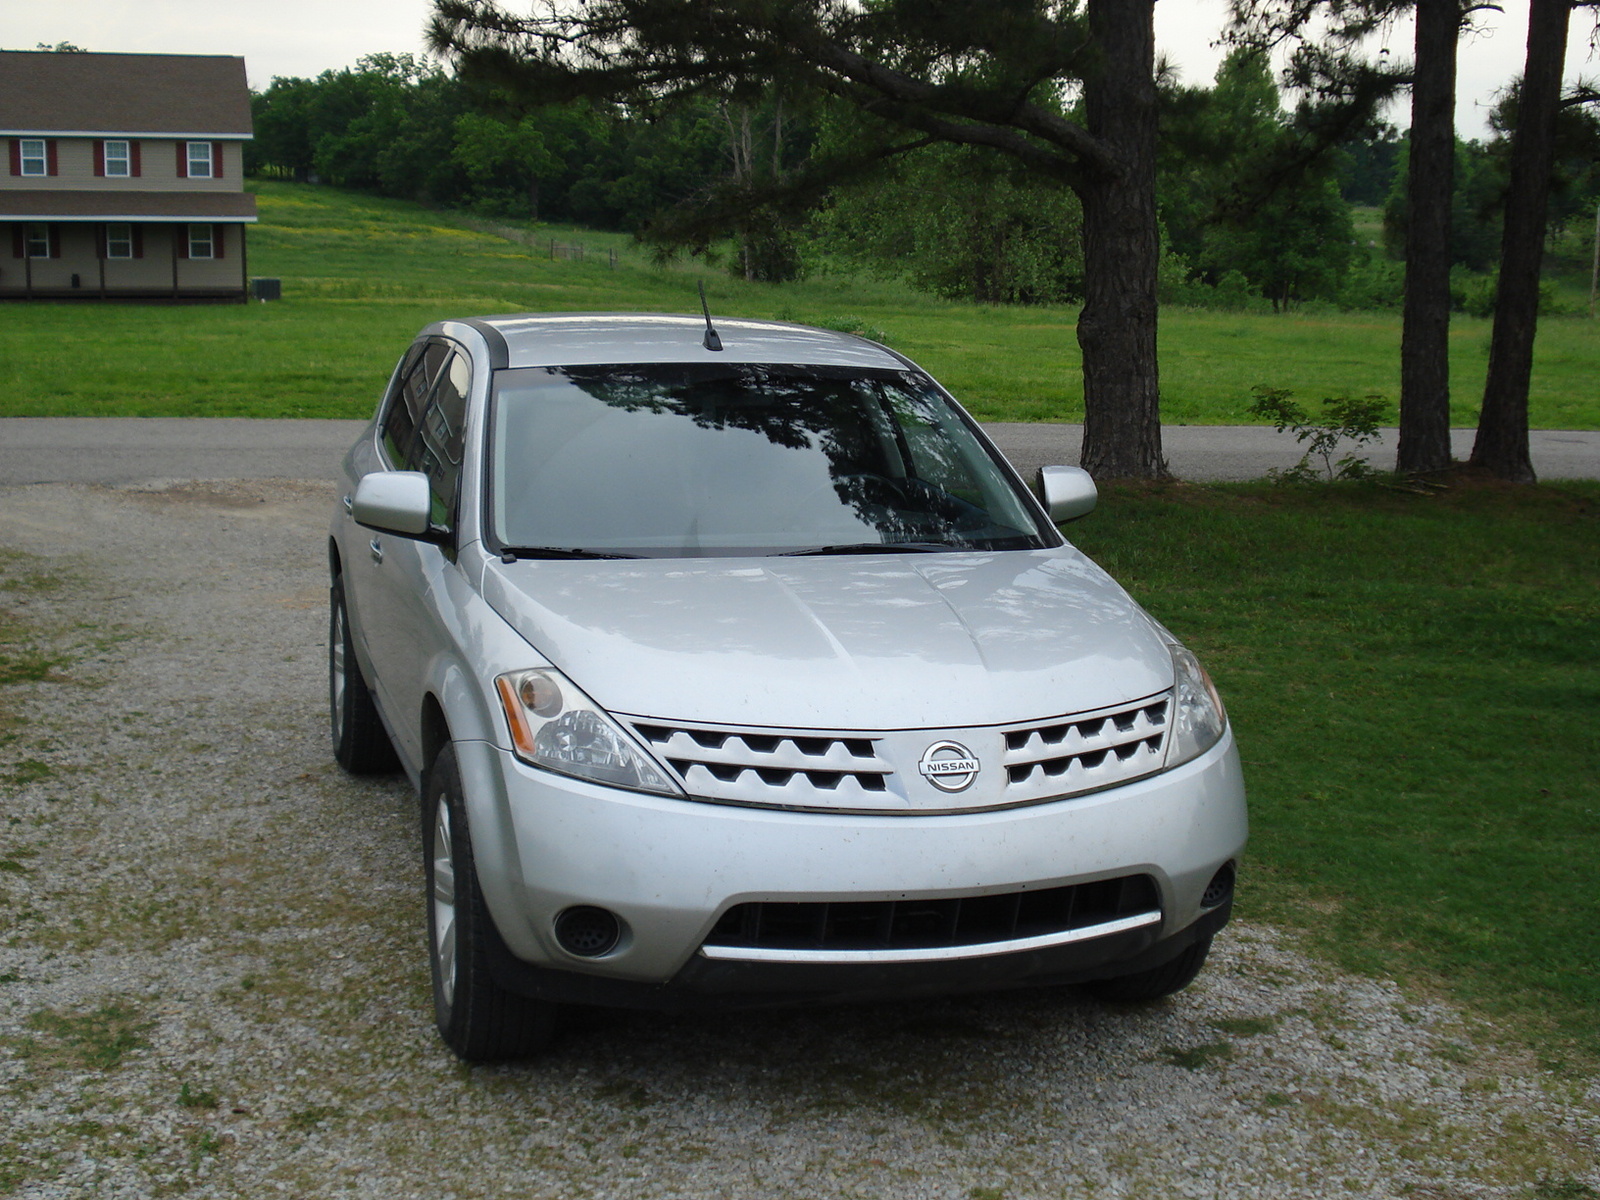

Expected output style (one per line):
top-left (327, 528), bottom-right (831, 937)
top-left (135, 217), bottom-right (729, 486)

top-left (1472, 0), bottom-right (1570, 483)
top-left (1077, 0), bottom-right (1166, 480)
top-left (1397, 0), bottom-right (1460, 476)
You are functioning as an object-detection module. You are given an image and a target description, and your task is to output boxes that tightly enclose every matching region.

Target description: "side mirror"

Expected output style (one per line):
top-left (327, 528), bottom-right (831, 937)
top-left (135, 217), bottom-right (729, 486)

top-left (1037, 465), bottom-right (1097, 523)
top-left (352, 471), bottom-right (435, 539)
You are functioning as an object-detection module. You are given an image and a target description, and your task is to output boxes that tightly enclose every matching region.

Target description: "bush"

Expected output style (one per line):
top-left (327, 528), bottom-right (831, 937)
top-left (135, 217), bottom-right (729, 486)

top-left (1249, 385), bottom-right (1390, 482)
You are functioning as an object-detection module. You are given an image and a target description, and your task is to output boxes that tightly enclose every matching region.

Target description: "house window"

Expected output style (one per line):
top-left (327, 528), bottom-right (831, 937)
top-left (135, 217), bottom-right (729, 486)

top-left (104, 141), bottom-right (131, 177)
top-left (187, 224), bottom-right (214, 259)
top-left (24, 224), bottom-right (52, 258)
top-left (186, 141), bottom-right (213, 179)
top-left (105, 224), bottom-right (134, 259)
top-left (19, 139), bottom-right (47, 176)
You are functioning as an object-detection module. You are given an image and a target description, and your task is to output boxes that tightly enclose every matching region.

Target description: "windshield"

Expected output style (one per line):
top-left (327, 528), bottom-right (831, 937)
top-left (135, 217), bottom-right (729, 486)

top-left (487, 363), bottom-right (1058, 558)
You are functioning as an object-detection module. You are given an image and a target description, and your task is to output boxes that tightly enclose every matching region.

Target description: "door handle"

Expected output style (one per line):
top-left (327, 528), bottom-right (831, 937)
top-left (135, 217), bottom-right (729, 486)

top-left (369, 538), bottom-right (383, 564)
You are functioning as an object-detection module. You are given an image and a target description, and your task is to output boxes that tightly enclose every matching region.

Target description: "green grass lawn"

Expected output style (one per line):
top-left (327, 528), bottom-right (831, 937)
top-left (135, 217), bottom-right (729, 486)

top-left (2, 180), bottom-right (1598, 427)
top-left (1070, 480), bottom-right (1600, 1061)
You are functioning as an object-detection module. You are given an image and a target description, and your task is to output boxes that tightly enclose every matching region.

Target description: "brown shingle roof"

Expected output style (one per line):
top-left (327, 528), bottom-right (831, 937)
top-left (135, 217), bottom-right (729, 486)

top-left (0, 190), bottom-right (258, 220)
top-left (0, 51), bottom-right (252, 137)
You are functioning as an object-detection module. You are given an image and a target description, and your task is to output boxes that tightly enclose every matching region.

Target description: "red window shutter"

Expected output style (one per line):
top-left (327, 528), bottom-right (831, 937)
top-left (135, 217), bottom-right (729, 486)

top-left (94, 140), bottom-right (105, 177)
top-left (132, 226), bottom-right (144, 259)
top-left (7, 140), bottom-right (17, 176)
top-left (47, 141), bottom-right (58, 176)
top-left (213, 224), bottom-right (226, 259)
top-left (130, 142), bottom-right (142, 177)
top-left (212, 142), bottom-right (222, 178)
top-left (11, 227), bottom-right (22, 258)
top-left (177, 142), bottom-right (187, 179)
top-left (49, 224), bottom-right (61, 258)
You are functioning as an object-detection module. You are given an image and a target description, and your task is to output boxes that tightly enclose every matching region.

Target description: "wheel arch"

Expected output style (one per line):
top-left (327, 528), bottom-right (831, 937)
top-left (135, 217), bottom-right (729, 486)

top-left (421, 692), bottom-right (452, 778)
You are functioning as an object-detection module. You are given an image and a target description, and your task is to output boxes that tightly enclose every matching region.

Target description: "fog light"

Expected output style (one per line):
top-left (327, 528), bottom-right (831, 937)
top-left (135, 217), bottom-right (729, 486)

top-left (1201, 862), bottom-right (1236, 909)
top-left (554, 906), bottom-right (621, 957)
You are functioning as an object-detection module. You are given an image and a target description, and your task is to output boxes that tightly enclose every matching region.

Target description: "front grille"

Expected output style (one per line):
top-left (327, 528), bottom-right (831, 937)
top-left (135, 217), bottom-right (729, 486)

top-left (705, 874), bottom-right (1160, 954)
top-left (625, 691), bottom-right (1171, 813)
top-left (1001, 698), bottom-right (1167, 801)
top-left (630, 722), bottom-right (892, 808)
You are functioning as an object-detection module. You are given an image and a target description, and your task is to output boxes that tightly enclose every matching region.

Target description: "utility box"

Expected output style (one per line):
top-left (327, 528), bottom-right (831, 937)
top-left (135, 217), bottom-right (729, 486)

top-left (251, 277), bottom-right (282, 301)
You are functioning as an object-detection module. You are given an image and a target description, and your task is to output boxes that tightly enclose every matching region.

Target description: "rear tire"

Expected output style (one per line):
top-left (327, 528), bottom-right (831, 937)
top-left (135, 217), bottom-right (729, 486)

top-left (329, 576), bottom-right (398, 775)
top-left (1083, 934), bottom-right (1213, 1002)
top-left (425, 744), bottom-right (557, 1062)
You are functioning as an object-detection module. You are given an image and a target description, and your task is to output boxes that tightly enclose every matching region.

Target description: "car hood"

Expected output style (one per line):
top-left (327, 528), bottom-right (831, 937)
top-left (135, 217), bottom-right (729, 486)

top-left (479, 549), bottom-right (1173, 730)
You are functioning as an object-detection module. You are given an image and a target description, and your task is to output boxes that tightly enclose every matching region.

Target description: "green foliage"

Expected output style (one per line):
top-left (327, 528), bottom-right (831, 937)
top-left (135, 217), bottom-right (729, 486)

top-left (1384, 139), bottom-right (1505, 276)
top-left (1487, 82), bottom-right (1600, 240)
top-left (819, 137), bottom-right (1085, 305)
top-left (1159, 48), bottom-right (1358, 310)
top-left (250, 63), bottom-right (737, 232)
top-left (1248, 386), bottom-right (1388, 482)
top-left (1337, 122), bottom-right (1403, 207)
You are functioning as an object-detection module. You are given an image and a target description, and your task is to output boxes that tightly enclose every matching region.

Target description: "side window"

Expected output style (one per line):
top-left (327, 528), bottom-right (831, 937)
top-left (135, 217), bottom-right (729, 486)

top-left (377, 340), bottom-right (471, 531)
top-left (379, 343), bottom-right (431, 468)
top-left (416, 352), bottom-right (470, 527)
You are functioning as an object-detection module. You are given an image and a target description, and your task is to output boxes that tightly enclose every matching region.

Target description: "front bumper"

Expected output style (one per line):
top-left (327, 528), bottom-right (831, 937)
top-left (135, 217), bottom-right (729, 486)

top-left (453, 730), bottom-right (1247, 1008)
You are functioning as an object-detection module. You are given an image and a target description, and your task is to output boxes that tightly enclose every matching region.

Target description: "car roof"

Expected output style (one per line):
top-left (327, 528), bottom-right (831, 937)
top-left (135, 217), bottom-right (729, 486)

top-left (429, 313), bottom-right (910, 371)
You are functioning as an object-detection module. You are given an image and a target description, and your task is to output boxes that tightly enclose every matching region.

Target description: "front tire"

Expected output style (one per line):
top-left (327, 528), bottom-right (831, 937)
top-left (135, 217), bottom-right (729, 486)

top-left (1083, 934), bottom-right (1213, 1002)
top-left (425, 744), bottom-right (557, 1061)
top-left (329, 575), bottom-right (398, 775)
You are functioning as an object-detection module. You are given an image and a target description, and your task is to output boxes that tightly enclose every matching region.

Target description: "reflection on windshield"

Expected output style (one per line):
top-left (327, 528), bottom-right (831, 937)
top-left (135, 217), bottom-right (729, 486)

top-left (489, 363), bottom-right (1056, 558)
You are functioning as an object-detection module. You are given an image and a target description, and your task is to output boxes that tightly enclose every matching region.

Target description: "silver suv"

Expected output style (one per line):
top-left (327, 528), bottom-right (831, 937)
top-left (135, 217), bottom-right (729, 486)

top-left (329, 313), bottom-right (1246, 1061)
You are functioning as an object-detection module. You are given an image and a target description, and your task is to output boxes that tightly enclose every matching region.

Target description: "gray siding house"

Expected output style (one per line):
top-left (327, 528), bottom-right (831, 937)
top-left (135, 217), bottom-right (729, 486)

top-left (0, 50), bottom-right (256, 301)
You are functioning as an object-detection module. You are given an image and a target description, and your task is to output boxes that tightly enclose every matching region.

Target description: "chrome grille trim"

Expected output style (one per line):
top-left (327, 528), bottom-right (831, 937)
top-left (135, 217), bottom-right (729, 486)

top-left (1001, 697), bottom-right (1168, 802)
top-left (700, 911), bottom-right (1161, 964)
top-left (629, 721), bottom-right (894, 808)
top-left (623, 692), bottom-right (1171, 812)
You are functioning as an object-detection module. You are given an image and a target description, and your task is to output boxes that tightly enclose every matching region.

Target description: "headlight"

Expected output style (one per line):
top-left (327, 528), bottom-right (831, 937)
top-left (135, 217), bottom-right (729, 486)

top-left (495, 668), bottom-right (681, 796)
top-left (1164, 644), bottom-right (1228, 769)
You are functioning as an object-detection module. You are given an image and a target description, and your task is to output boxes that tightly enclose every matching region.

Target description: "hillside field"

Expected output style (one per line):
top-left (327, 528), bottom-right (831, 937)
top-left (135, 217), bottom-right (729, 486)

top-left (1, 180), bottom-right (1598, 428)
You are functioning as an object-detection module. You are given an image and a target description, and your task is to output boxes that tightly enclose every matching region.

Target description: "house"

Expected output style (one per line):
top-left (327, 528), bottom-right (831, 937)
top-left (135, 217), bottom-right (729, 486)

top-left (0, 50), bottom-right (257, 302)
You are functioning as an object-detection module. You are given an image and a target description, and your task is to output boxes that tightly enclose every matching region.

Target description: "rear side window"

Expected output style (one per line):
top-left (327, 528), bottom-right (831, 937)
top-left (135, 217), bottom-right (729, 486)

top-left (379, 340), bottom-right (470, 529)
top-left (379, 344), bottom-right (432, 468)
top-left (416, 352), bottom-right (469, 526)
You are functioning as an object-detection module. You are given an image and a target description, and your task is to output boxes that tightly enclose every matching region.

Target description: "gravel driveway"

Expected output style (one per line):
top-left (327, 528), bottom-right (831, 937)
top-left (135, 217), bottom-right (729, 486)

top-left (1, 479), bottom-right (1596, 1199)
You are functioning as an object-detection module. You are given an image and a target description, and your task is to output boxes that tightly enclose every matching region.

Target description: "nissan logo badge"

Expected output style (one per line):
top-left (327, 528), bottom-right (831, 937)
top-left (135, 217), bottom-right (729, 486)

top-left (918, 740), bottom-right (980, 792)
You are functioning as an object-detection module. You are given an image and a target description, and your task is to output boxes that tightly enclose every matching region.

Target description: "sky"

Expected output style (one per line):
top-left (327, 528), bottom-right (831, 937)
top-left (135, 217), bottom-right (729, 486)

top-left (4, 0), bottom-right (1598, 140)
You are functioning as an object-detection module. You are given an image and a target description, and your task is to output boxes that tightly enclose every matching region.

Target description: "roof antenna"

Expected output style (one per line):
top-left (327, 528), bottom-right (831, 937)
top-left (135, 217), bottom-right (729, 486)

top-left (698, 280), bottom-right (723, 352)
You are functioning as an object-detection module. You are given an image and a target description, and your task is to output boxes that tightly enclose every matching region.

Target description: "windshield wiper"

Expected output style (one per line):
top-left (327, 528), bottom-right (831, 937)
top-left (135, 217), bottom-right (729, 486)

top-left (777, 541), bottom-right (954, 557)
top-left (498, 546), bottom-right (641, 561)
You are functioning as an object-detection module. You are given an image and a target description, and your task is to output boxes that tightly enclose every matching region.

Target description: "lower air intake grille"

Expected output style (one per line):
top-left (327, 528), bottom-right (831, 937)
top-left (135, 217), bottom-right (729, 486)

top-left (705, 874), bottom-right (1160, 953)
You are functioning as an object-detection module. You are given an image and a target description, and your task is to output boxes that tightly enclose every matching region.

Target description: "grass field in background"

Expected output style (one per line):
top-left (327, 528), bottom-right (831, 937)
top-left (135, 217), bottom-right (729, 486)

top-left (1, 180), bottom-right (1598, 427)
top-left (1071, 480), bottom-right (1600, 1062)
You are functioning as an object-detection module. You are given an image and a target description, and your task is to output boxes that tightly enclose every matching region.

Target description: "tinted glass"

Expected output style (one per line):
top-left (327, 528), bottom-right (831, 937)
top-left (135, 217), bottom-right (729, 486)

top-left (416, 352), bottom-right (469, 525)
top-left (379, 344), bottom-right (431, 468)
top-left (489, 363), bottom-right (1054, 557)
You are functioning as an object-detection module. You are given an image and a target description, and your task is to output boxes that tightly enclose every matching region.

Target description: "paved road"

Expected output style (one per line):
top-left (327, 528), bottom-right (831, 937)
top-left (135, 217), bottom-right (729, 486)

top-left (1, 417), bottom-right (1597, 485)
